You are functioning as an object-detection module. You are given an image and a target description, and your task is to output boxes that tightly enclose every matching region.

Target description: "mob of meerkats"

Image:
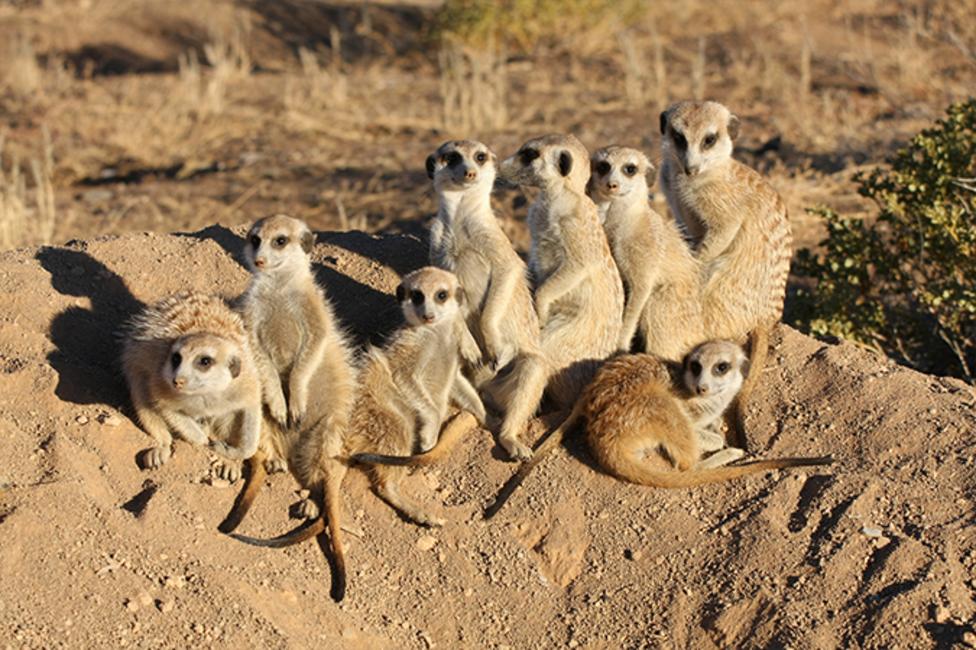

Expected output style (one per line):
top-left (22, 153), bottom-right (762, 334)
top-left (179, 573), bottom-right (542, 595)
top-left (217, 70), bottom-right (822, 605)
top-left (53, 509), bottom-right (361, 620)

top-left (121, 100), bottom-right (833, 601)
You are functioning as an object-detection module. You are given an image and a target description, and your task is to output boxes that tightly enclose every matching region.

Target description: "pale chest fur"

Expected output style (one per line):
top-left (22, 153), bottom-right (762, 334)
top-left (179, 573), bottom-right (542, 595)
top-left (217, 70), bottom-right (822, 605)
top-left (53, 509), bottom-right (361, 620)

top-left (245, 282), bottom-right (307, 372)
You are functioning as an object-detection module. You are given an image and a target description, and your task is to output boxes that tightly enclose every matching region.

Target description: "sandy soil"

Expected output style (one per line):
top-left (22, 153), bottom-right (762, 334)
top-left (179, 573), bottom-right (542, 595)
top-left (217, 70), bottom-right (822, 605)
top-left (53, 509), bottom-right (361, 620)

top-left (0, 226), bottom-right (974, 649)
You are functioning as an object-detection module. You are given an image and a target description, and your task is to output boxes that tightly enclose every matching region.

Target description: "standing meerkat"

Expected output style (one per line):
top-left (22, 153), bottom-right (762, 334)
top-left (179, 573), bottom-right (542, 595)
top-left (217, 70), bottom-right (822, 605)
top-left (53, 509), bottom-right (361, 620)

top-left (588, 145), bottom-right (704, 359)
top-left (226, 268), bottom-right (484, 601)
top-left (658, 101), bottom-right (793, 446)
top-left (426, 139), bottom-right (550, 461)
top-left (485, 341), bottom-right (830, 517)
top-left (121, 292), bottom-right (262, 469)
top-left (500, 134), bottom-right (624, 407)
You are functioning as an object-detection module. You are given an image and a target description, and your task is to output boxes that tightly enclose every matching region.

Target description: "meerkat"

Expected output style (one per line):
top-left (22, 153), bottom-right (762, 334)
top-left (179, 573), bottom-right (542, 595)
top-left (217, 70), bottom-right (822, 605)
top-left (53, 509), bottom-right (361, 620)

top-left (500, 134), bottom-right (624, 408)
top-left (121, 292), bottom-right (262, 469)
top-left (226, 269), bottom-right (485, 601)
top-left (658, 101), bottom-right (793, 447)
top-left (425, 139), bottom-right (550, 461)
top-left (239, 214), bottom-right (337, 431)
top-left (485, 341), bottom-right (831, 517)
top-left (587, 145), bottom-right (704, 359)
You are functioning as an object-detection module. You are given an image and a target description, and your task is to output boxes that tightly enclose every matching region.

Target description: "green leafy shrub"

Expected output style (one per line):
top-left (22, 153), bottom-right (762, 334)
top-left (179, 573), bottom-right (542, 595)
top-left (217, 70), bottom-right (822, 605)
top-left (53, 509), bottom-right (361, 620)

top-left (789, 98), bottom-right (976, 383)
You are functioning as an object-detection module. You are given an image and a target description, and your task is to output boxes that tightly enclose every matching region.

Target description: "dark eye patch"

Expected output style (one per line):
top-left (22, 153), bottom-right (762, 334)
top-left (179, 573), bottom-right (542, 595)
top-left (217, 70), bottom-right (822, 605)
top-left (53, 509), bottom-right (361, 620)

top-left (623, 163), bottom-right (638, 176)
top-left (249, 234), bottom-right (261, 248)
top-left (689, 360), bottom-right (702, 375)
top-left (445, 152), bottom-right (463, 167)
top-left (595, 160), bottom-right (611, 176)
top-left (702, 133), bottom-right (717, 149)
top-left (171, 352), bottom-right (182, 369)
top-left (519, 148), bottom-right (540, 165)
top-left (410, 290), bottom-right (424, 305)
top-left (671, 128), bottom-right (688, 151)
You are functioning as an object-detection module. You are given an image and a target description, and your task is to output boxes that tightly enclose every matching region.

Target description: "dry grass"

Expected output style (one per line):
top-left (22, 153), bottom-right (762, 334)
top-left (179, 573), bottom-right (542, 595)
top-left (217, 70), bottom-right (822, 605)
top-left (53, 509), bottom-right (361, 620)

top-left (438, 38), bottom-right (507, 133)
top-left (0, 129), bottom-right (57, 250)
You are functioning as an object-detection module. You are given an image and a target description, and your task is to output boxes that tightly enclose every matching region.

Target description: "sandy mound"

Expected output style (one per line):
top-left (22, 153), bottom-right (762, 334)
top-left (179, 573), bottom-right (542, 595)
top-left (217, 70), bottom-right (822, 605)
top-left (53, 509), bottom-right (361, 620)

top-left (0, 225), bottom-right (974, 648)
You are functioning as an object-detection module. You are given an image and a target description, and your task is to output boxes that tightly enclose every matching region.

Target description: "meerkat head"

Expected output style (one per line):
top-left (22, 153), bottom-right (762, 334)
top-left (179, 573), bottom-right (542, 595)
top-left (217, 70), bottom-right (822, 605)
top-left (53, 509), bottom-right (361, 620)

top-left (587, 145), bottom-right (655, 203)
top-left (499, 133), bottom-right (590, 193)
top-left (426, 140), bottom-right (497, 194)
top-left (659, 101), bottom-right (739, 177)
top-left (683, 340), bottom-right (749, 400)
top-left (244, 214), bottom-right (315, 275)
top-left (396, 266), bottom-right (465, 328)
top-left (163, 332), bottom-right (243, 395)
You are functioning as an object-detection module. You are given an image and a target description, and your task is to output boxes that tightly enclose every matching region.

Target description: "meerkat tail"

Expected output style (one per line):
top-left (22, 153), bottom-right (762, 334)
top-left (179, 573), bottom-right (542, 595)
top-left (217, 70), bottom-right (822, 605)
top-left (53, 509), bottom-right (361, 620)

top-left (727, 326), bottom-right (769, 451)
top-left (608, 451), bottom-right (833, 489)
top-left (484, 401), bottom-right (586, 519)
top-left (322, 466), bottom-right (347, 602)
top-left (351, 411), bottom-right (478, 467)
top-left (218, 452), bottom-right (268, 534)
top-left (230, 516), bottom-right (326, 548)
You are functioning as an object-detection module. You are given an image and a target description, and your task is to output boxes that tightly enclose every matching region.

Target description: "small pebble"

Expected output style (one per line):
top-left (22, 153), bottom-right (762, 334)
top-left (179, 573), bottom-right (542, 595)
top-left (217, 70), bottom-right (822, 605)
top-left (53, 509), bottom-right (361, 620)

top-left (124, 599), bottom-right (139, 612)
top-left (861, 526), bottom-right (884, 538)
top-left (416, 535), bottom-right (437, 551)
top-left (76, 415), bottom-right (89, 425)
top-left (157, 599), bottom-right (174, 613)
top-left (99, 413), bottom-right (122, 427)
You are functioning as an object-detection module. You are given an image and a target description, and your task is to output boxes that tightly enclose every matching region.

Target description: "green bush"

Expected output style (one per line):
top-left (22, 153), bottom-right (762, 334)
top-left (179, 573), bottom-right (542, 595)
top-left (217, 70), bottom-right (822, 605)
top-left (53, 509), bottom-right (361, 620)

top-left (790, 97), bottom-right (976, 383)
top-left (432, 0), bottom-right (642, 50)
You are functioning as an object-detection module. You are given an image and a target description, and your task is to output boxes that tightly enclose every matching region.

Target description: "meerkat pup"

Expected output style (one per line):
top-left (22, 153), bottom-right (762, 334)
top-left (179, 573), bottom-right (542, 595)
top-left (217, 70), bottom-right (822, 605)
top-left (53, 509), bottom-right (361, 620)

top-left (588, 145), bottom-right (704, 358)
top-left (121, 292), bottom-right (262, 469)
top-left (658, 101), bottom-right (793, 447)
top-left (500, 134), bottom-right (624, 407)
top-left (228, 269), bottom-right (485, 601)
top-left (239, 214), bottom-right (339, 431)
top-left (485, 341), bottom-right (831, 517)
top-left (426, 140), bottom-right (550, 460)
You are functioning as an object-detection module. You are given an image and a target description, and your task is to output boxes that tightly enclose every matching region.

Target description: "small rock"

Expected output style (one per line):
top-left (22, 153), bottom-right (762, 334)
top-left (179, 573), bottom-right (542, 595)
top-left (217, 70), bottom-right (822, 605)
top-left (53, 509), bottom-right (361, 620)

top-left (192, 623), bottom-right (204, 634)
top-left (162, 576), bottom-right (185, 590)
top-left (99, 413), bottom-right (122, 427)
top-left (416, 535), bottom-right (437, 551)
top-left (138, 592), bottom-right (152, 607)
top-left (861, 526), bottom-right (884, 538)
top-left (207, 477), bottom-right (230, 489)
top-left (124, 599), bottom-right (139, 612)
top-left (962, 631), bottom-right (976, 647)
top-left (157, 599), bottom-right (174, 613)
top-left (624, 548), bottom-right (642, 561)
top-left (934, 604), bottom-right (952, 623)
top-left (76, 415), bottom-right (90, 425)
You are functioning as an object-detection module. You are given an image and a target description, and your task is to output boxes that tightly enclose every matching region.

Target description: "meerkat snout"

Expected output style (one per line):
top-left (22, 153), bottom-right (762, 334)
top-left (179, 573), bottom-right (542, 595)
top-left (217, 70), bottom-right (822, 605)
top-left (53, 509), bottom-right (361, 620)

top-left (244, 214), bottom-right (315, 274)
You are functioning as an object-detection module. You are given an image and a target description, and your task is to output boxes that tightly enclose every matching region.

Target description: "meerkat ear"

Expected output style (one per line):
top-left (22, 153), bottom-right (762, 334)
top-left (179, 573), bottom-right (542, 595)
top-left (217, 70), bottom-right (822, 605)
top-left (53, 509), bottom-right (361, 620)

top-left (558, 151), bottom-right (573, 177)
top-left (659, 111), bottom-right (668, 135)
top-left (425, 155), bottom-right (436, 179)
top-left (395, 283), bottom-right (406, 303)
top-left (300, 229), bottom-right (314, 254)
top-left (455, 286), bottom-right (466, 305)
top-left (739, 357), bottom-right (751, 379)
top-left (228, 355), bottom-right (242, 379)
top-left (727, 115), bottom-right (740, 142)
top-left (641, 153), bottom-right (656, 177)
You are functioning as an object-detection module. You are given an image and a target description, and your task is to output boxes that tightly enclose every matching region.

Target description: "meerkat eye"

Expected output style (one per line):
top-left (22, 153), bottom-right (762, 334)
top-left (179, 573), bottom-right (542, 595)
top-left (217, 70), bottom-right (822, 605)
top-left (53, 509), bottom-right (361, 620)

top-left (435, 289), bottom-right (449, 302)
top-left (595, 161), bottom-right (611, 176)
top-left (519, 148), bottom-right (540, 165)
top-left (273, 236), bottom-right (288, 248)
top-left (475, 151), bottom-right (488, 164)
top-left (689, 360), bottom-right (702, 376)
top-left (671, 129), bottom-right (688, 152)
top-left (702, 133), bottom-right (718, 149)
top-left (714, 361), bottom-right (730, 376)
top-left (410, 290), bottom-right (424, 305)
top-left (249, 235), bottom-right (261, 248)
top-left (171, 352), bottom-right (182, 368)
top-left (196, 355), bottom-right (214, 370)
top-left (623, 163), bottom-right (638, 176)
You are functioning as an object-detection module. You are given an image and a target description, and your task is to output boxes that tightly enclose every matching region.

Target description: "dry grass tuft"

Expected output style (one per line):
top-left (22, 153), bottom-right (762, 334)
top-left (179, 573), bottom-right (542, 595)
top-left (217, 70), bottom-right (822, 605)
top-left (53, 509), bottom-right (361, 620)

top-left (438, 38), bottom-right (507, 133)
top-left (0, 129), bottom-right (56, 251)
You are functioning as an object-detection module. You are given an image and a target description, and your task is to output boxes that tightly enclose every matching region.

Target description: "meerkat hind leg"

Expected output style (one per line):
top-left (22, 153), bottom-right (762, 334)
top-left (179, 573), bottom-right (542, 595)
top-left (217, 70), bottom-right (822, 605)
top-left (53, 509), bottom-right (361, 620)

top-left (218, 450), bottom-right (269, 534)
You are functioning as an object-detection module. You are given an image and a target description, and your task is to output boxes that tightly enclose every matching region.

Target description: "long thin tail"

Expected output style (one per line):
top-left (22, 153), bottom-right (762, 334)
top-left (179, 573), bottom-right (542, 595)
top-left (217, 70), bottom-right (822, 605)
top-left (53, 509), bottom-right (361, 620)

top-left (230, 516), bottom-right (325, 547)
top-left (218, 452), bottom-right (268, 534)
top-left (322, 464), bottom-right (347, 602)
top-left (609, 453), bottom-right (833, 488)
top-left (484, 401), bottom-right (585, 519)
top-left (351, 411), bottom-right (477, 467)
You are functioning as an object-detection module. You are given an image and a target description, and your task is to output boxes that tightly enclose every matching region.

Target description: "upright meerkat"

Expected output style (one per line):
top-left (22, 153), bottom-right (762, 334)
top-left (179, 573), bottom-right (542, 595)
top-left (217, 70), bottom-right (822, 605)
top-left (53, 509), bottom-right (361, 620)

top-left (500, 134), bottom-right (624, 407)
top-left (121, 292), bottom-right (262, 469)
top-left (485, 341), bottom-right (831, 517)
top-left (658, 101), bottom-right (793, 447)
top-left (588, 145), bottom-right (704, 359)
top-left (426, 139), bottom-right (550, 460)
top-left (226, 268), bottom-right (485, 601)
top-left (239, 214), bottom-right (337, 431)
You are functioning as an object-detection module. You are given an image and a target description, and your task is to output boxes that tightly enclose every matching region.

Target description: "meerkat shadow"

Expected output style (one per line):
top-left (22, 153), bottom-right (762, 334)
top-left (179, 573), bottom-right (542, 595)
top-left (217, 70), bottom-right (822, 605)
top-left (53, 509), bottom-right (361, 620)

top-left (311, 263), bottom-right (403, 348)
top-left (37, 246), bottom-right (145, 409)
top-left (318, 230), bottom-right (428, 278)
top-left (176, 224), bottom-right (248, 268)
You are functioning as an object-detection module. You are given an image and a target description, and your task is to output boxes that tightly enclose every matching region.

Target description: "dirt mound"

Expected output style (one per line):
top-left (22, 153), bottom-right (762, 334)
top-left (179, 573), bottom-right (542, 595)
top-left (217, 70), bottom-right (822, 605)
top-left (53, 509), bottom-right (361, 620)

top-left (0, 226), bottom-right (974, 648)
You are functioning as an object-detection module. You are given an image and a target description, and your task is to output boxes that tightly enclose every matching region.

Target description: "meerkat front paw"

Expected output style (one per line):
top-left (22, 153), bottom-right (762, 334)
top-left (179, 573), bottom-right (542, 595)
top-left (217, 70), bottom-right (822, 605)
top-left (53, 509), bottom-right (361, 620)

top-left (291, 497), bottom-right (319, 520)
top-left (214, 461), bottom-right (242, 483)
top-left (500, 436), bottom-right (532, 461)
top-left (264, 457), bottom-right (287, 474)
top-left (141, 445), bottom-right (172, 469)
top-left (266, 391), bottom-right (288, 428)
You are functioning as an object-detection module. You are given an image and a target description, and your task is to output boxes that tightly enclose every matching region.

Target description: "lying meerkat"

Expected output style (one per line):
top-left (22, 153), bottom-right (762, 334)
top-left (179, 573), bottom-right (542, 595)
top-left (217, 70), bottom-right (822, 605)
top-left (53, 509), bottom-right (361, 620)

top-left (588, 145), bottom-right (704, 359)
top-left (121, 292), bottom-right (262, 469)
top-left (500, 134), bottom-right (624, 407)
top-left (485, 341), bottom-right (831, 517)
top-left (226, 268), bottom-right (484, 601)
top-left (658, 101), bottom-right (793, 447)
top-left (426, 139), bottom-right (550, 460)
